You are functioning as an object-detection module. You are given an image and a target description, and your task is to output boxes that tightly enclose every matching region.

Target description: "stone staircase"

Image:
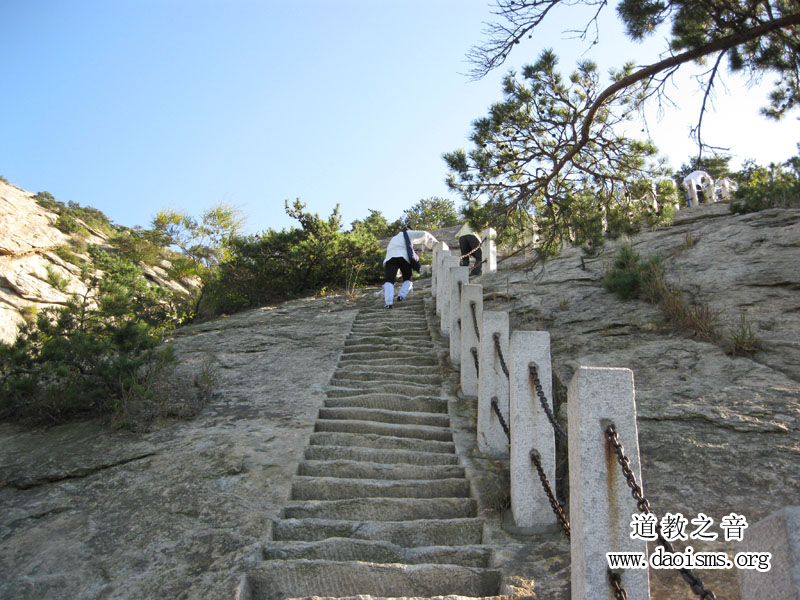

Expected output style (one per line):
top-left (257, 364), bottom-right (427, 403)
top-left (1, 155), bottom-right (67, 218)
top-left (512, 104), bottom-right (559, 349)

top-left (237, 291), bottom-right (505, 600)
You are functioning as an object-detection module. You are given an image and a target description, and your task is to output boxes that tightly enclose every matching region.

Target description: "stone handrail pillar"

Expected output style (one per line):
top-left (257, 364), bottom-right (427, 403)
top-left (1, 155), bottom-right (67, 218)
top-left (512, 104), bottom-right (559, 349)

top-left (509, 330), bottom-right (557, 530)
top-left (738, 506), bottom-right (800, 599)
top-left (431, 242), bottom-right (448, 301)
top-left (439, 256), bottom-right (461, 334)
top-left (459, 283), bottom-right (482, 398)
top-left (478, 310), bottom-right (510, 456)
top-left (448, 267), bottom-right (469, 366)
top-left (567, 366), bottom-right (650, 600)
top-left (481, 228), bottom-right (497, 273)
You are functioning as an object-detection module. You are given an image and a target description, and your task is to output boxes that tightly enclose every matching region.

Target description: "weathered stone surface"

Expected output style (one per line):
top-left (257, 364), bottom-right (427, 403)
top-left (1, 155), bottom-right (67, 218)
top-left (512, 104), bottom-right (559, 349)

top-left (0, 180), bottom-right (198, 344)
top-left (476, 202), bottom-right (800, 599)
top-left (0, 182), bottom-right (66, 255)
top-left (1, 200), bottom-right (798, 599)
top-left (0, 295), bottom-right (358, 599)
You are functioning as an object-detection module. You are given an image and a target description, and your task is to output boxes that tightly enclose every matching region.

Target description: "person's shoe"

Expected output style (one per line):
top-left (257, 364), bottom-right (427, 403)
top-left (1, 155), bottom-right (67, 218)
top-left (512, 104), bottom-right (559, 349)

top-left (384, 304), bottom-right (392, 309)
top-left (397, 296), bottom-right (405, 302)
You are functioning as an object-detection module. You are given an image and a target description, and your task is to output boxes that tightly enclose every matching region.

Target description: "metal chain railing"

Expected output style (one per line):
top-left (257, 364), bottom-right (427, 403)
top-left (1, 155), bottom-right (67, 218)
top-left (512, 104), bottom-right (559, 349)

top-left (459, 244), bottom-right (482, 260)
top-left (605, 424), bottom-right (718, 600)
top-left (470, 347), bottom-right (479, 377)
top-left (530, 450), bottom-right (571, 538)
top-left (470, 301), bottom-right (480, 340)
top-left (492, 333), bottom-right (510, 379)
top-left (608, 570), bottom-right (628, 600)
top-left (490, 397), bottom-right (511, 441)
top-left (529, 364), bottom-right (568, 440)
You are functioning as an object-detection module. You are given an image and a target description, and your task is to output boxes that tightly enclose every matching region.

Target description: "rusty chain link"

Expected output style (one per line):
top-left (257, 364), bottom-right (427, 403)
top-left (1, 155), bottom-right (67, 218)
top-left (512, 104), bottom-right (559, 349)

top-left (492, 333), bottom-right (510, 379)
top-left (458, 244), bottom-right (482, 260)
top-left (529, 364), bottom-right (567, 440)
top-left (471, 347), bottom-right (479, 377)
top-left (490, 397), bottom-right (511, 442)
top-left (608, 569), bottom-right (628, 600)
top-left (470, 301), bottom-right (480, 340)
top-left (605, 424), bottom-right (717, 600)
top-left (529, 450), bottom-right (571, 538)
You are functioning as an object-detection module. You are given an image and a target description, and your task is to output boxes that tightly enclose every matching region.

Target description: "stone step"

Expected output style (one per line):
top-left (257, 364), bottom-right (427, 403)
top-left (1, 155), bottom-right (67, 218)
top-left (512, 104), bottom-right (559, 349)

top-left (298, 459), bottom-right (464, 480)
top-left (309, 431), bottom-right (456, 454)
top-left (345, 338), bottom-right (434, 350)
top-left (351, 319), bottom-right (430, 329)
top-left (318, 407), bottom-right (450, 427)
top-left (348, 326), bottom-right (431, 337)
top-left (325, 386), bottom-right (443, 399)
top-left (324, 394), bottom-right (447, 413)
top-left (304, 445), bottom-right (459, 466)
top-left (272, 517), bottom-right (484, 546)
top-left (339, 345), bottom-right (435, 359)
top-left (337, 355), bottom-right (439, 367)
top-left (330, 371), bottom-right (441, 386)
top-left (261, 538), bottom-right (491, 568)
top-left (335, 364), bottom-right (442, 378)
top-left (238, 560), bottom-right (501, 600)
top-left (327, 380), bottom-right (439, 394)
top-left (332, 350), bottom-right (435, 363)
top-left (291, 476), bottom-right (470, 500)
top-left (283, 497), bottom-right (476, 520)
top-left (315, 419), bottom-right (453, 442)
top-left (345, 333), bottom-right (432, 345)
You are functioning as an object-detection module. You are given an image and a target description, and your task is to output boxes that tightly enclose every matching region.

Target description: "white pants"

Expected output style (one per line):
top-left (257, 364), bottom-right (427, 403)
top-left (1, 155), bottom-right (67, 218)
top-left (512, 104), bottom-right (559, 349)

top-left (383, 280), bottom-right (413, 305)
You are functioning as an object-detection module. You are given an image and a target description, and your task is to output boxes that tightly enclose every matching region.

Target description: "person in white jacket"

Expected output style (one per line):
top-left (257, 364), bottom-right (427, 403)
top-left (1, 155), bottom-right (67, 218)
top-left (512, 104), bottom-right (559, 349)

top-left (381, 227), bottom-right (438, 309)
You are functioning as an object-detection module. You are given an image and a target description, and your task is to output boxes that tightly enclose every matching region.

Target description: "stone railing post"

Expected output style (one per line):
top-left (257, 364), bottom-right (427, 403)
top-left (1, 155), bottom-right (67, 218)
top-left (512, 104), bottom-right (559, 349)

top-left (478, 310), bottom-right (510, 456)
top-left (459, 283), bottom-right (482, 398)
top-left (439, 256), bottom-right (460, 334)
top-left (481, 228), bottom-right (497, 273)
top-left (509, 330), bottom-right (557, 530)
top-left (448, 266), bottom-right (469, 366)
top-left (435, 247), bottom-right (452, 315)
top-left (568, 367), bottom-right (650, 600)
top-left (738, 506), bottom-right (800, 599)
top-left (431, 242), bottom-right (448, 301)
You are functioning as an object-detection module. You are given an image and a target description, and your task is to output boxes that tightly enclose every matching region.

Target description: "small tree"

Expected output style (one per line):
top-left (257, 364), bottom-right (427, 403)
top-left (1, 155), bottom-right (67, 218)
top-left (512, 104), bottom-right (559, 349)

top-left (200, 200), bottom-right (383, 315)
top-left (402, 197), bottom-right (460, 230)
top-left (0, 249), bottom-right (180, 424)
top-left (445, 51), bottom-right (672, 255)
top-left (350, 209), bottom-right (402, 239)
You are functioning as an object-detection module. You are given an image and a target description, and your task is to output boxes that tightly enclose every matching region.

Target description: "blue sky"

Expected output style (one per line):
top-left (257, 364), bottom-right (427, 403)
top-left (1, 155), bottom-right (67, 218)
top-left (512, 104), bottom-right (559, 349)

top-left (2, 1), bottom-right (798, 235)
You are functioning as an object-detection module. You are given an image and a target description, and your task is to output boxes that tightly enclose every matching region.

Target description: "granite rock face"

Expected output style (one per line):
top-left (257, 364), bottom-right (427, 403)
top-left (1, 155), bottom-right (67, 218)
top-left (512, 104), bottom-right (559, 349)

top-left (0, 295), bottom-right (359, 599)
top-left (0, 180), bottom-right (196, 344)
top-left (477, 202), bottom-right (800, 599)
top-left (0, 201), bottom-right (798, 599)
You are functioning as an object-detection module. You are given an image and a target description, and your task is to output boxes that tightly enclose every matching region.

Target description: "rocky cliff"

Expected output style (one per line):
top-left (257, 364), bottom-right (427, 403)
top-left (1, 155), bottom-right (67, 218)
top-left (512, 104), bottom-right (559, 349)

top-left (0, 180), bottom-right (196, 344)
top-left (0, 196), bottom-right (798, 599)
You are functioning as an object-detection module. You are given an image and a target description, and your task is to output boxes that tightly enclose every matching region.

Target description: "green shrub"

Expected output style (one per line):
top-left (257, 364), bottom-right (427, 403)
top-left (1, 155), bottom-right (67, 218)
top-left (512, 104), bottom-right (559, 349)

top-left (54, 213), bottom-right (85, 235)
top-left (731, 159), bottom-right (800, 214)
top-left (605, 246), bottom-right (720, 341)
top-left (53, 244), bottom-right (82, 265)
top-left (108, 230), bottom-right (164, 266)
top-left (0, 249), bottom-right (194, 427)
top-left (729, 311), bottom-right (759, 356)
top-left (603, 246), bottom-right (662, 300)
top-left (45, 265), bottom-right (71, 292)
top-left (199, 200), bottom-right (383, 317)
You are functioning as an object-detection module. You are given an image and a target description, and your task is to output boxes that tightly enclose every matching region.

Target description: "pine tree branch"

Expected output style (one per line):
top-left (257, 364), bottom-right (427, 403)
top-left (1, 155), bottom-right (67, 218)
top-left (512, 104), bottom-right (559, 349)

top-left (542, 11), bottom-right (800, 194)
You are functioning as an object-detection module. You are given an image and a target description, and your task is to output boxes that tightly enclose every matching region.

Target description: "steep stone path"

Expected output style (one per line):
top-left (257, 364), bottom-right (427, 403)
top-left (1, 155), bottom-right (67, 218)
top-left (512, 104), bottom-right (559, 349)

top-left (238, 292), bottom-right (504, 600)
